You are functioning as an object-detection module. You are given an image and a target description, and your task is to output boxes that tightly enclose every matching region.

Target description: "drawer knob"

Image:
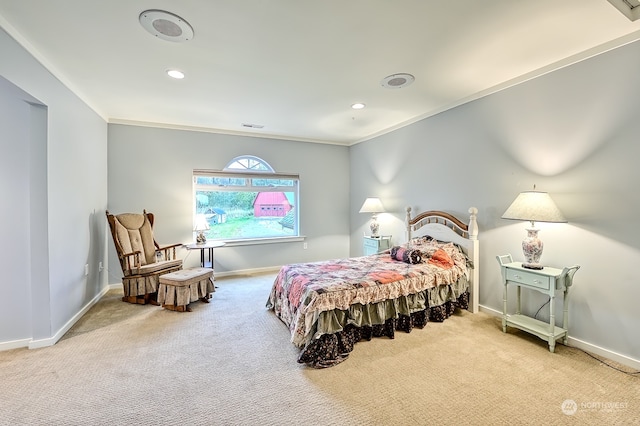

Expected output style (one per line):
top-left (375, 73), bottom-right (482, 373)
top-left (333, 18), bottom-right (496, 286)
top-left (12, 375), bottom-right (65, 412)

top-left (514, 274), bottom-right (522, 279)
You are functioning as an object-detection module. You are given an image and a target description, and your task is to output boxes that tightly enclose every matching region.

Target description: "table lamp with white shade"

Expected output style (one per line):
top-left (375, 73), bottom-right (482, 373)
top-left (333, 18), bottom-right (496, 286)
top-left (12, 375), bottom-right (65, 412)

top-left (359, 197), bottom-right (385, 237)
top-left (501, 188), bottom-right (566, 269)
top-left (194, 214), bottom-right (210, 244)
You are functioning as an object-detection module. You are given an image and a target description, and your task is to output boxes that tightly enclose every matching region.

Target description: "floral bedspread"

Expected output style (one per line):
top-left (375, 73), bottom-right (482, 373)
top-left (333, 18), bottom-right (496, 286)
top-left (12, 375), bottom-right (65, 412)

top-left (266, 240), bottom-right (467, 348)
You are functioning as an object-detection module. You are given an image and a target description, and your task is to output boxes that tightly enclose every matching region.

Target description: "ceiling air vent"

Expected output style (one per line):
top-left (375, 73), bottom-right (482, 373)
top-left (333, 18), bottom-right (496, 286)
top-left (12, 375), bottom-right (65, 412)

top-left (606, 0), bottom-right (640, 21)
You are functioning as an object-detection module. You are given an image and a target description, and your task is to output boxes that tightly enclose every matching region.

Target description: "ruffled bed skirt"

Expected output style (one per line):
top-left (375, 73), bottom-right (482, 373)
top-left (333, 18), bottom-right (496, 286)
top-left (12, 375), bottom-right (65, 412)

top-left (298, 290), bottom-right (469, 368)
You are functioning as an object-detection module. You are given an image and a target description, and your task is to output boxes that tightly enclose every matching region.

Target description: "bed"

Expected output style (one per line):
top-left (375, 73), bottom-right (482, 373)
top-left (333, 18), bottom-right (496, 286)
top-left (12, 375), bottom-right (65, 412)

top-left (266, 207), bottom-right (479, 367)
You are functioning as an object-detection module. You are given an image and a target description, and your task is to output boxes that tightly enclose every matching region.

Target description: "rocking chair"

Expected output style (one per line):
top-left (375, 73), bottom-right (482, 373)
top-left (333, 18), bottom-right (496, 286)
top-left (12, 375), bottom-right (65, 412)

top-left (106, 210), bottom-right (183, 304)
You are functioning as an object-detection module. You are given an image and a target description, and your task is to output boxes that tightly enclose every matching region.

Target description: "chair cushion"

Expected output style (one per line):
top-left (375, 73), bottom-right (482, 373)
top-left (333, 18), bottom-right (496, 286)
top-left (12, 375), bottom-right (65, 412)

top-left (114, 213), bottom-right (157, 265)
top-left (159, 267), bottom-right (213, 287)
top-left (124, 259), bottom-right (182, 276)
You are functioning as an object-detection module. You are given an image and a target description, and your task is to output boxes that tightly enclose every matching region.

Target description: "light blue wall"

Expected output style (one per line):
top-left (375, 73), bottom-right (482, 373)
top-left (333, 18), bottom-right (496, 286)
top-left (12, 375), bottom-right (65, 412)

top-left (106, 124), bottom-right (350, 279)
top-left (350, 38), bottom-right (640, 365)
top-left (0, 76), bottom-right (34, 343)
top-left (0, 27), bottom-right (108, 348)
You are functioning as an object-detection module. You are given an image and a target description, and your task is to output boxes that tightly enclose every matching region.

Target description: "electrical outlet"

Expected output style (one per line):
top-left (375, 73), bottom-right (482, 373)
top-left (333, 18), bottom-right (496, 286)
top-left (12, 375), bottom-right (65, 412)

top-left (84, 264), bottom-right (89, 276)
top-left (99, 262), bottom-right (104, 272)
top-left (303, 242), bottom-right (308, 249)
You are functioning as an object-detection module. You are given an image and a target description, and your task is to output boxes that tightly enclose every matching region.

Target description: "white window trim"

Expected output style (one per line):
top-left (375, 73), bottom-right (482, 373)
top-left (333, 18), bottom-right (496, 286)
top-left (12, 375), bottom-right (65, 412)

top-left (193, 166), bottom-right (301, 242)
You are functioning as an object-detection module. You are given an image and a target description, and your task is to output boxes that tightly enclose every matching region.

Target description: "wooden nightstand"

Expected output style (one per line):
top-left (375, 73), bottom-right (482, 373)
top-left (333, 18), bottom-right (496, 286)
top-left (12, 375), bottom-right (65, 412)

top-left (363, 236), bottom-right (391, 255)
top-left (497, 254), bottom-right (580, 353)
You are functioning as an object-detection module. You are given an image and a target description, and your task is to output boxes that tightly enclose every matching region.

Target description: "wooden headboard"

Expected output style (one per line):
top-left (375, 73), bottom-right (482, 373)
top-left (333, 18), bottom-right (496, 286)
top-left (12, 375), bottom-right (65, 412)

top-left (405, 207), bottom-right (479, 313)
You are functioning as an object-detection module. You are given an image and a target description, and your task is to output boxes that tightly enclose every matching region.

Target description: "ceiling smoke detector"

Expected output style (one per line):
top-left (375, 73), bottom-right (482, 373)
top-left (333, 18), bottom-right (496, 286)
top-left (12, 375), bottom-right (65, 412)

top-left (139, 10), bottom-right (194, 42)
top-left (381, 73), bottom-right (415, 89)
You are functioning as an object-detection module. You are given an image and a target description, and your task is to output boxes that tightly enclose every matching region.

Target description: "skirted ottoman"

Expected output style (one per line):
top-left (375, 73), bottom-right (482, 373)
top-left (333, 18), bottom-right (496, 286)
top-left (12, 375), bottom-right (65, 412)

top-left (158, 268), bottom-right (214, 312)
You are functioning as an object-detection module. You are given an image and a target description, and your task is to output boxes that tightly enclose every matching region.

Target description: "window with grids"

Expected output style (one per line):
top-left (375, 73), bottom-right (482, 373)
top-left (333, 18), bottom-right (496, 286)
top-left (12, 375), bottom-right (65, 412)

top-left (193, 156), bottom-right (299, 241)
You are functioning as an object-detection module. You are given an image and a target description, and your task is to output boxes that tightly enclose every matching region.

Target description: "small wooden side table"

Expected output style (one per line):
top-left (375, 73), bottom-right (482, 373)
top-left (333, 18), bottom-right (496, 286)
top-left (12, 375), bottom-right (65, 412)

top-left (185, 241), bottom-right (225, 269)
top-left (497, 254), bottom-right (580, 353)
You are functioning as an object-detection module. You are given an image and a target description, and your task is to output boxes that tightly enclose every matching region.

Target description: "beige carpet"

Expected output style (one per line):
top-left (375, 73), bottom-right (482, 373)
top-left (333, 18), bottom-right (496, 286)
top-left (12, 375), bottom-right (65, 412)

top-left (0, 272), bottom-right (638, 426)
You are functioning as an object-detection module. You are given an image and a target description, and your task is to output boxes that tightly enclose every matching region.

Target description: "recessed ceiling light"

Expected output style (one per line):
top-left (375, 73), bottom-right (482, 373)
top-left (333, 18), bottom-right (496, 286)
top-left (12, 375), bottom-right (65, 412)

top-left (167, 69), bottom-right (185, 79)
top-left (351, 103), bottom-right (366, 110)
top-left (381, 73), bottom-right (415, 89)
top-left (139, 10), bottom-right (194, 42)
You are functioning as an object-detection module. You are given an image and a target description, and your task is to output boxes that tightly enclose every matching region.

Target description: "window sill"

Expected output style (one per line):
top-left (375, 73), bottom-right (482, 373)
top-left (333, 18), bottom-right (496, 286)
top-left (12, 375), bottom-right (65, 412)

top-left (216, 236), bottom-right (305, 247)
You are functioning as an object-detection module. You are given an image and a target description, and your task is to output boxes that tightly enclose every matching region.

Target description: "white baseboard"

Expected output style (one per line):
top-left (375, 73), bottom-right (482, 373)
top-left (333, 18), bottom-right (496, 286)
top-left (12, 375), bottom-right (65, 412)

top-left (477, 304), bottom-right (640, 371)
top-left (567, 337), bottom-right (640, 371)
top-left (479, 304), bottom-right (502, 317)
top-left (27, 285), bottom-right (112, 350)
top-left (0, 338), bottom-right (32, 351)
top-left (214, 265), bottom-right (281, 278)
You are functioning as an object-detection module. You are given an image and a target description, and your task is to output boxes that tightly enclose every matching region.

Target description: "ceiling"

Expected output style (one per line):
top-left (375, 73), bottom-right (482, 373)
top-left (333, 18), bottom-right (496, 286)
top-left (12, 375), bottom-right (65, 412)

top-left (1, 1), bottom-right (640, 145)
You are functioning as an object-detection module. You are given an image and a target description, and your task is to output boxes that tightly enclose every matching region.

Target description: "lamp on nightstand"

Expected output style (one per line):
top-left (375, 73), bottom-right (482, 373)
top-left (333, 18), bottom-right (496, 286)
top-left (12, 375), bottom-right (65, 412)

top-left (501, 187), bottom-right (566, 269)
top-left (194, 214), bottom-right (210, 244)
top-left (359, 197), bottom-right (385, 237)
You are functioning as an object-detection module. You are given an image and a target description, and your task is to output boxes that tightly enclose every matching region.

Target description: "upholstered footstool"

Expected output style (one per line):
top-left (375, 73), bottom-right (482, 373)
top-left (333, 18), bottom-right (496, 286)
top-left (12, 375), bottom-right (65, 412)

top-left (158, 268), bottom-right (214, 312)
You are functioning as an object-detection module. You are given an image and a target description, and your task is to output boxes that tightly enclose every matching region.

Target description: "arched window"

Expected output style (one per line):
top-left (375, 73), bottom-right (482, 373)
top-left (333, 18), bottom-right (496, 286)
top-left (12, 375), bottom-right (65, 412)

top-left (193, 155), bottom-right (299, 242)
top-left (224, 155), bottom-right (274, 172)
